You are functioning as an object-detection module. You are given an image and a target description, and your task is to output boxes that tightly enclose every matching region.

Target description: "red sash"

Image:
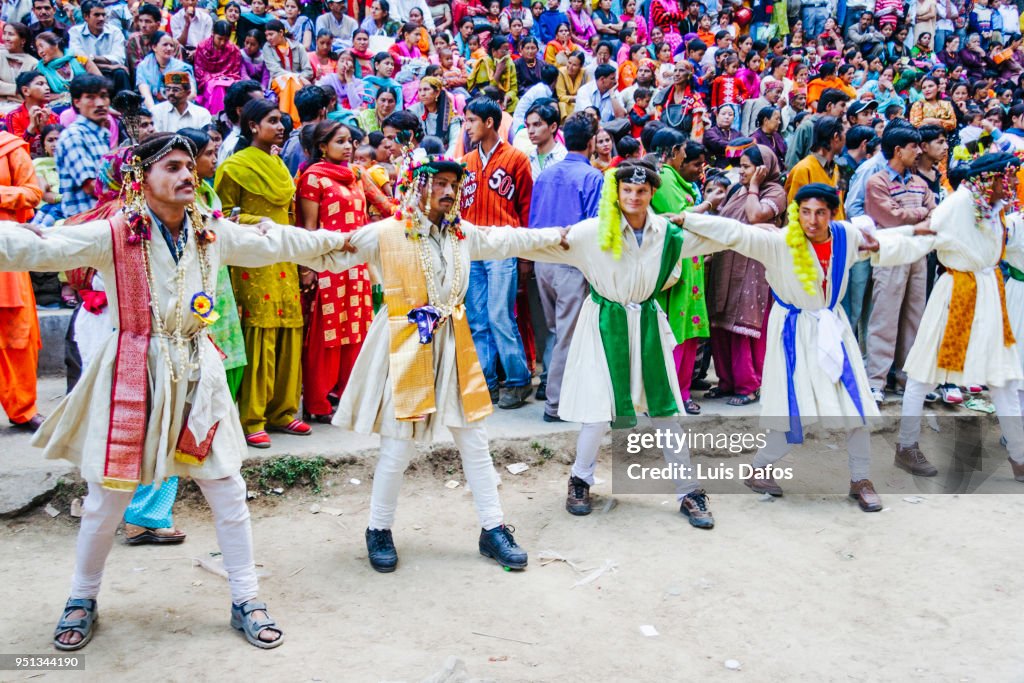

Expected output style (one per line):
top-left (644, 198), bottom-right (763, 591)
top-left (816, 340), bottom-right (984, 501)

top-left (103, 214), bottom-right (151, 490)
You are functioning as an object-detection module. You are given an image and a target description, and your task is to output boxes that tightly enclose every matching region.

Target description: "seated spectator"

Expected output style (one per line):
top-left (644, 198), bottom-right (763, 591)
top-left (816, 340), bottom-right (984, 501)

top-left (68, 0), bottom-right (129, 92)
top-left (4, 71), bottom-right (58, 154)
top-left (284, 0), bottom-right (315, 51)
top-left (316, 0), bottom-right (358, 49)
top-left (26, 0), bottom-right (69, 58)
top-left (31, 122), bottom-right (63, 227)
top-left (467, 33), bottom-right (518, 110)
top-left (350, 28), bottom-right (374, 76)
top-left (0, 22), bottom-right (38, 110)
top-left (126, 4), bottom-right (181, 75)
top-left (236, 0), bottom-right (273, 44)
top-left (152, 71), bottom-right (212, 132)
top-left (194, 20), bottom-right (243, 116)
top-left (34, 30), bottom-right (101, 105)
top-left (310, 29), bottom-right (340, 79)
top-left (136, 31), bottom-right (196, 110)
top-left (545, 21), bottom-right (577, 66)
top-left (241, 29), bottom-right (270, 90)
top-left (357, 84), bottom-right (398, 132)
top-left (362, 51), bottom-right (403, 107)
top-left (263, 19), bottom-right (314, 127)
top-left (360, 0), bottom-right (401, 36)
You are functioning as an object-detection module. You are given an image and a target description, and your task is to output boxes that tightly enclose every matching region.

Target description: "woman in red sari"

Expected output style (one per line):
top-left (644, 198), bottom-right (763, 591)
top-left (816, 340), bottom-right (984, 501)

top-left (295, 120), bottom-right (396, 421)
top-left (194, 20), bottom-right (243, 116)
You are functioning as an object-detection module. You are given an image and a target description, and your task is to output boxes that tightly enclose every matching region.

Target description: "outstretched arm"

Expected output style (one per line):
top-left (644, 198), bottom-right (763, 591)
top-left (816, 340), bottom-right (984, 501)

top-left (215, 218), bottom-right (360, 271)
top-left (464, 223), bottom-right (573, 264)
top-left (0, 220), bottom-right (111, 272)
top-left (675, 212), bottom-right (785, 266)
top-left (868, 226), bottom-right (937, 267)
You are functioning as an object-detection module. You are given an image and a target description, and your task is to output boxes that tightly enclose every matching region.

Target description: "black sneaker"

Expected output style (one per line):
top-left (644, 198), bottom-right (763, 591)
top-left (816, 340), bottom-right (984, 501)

top-left (479, 524), bottom-right (528, 569)
top-left (565, 475), bottom-right (592, 515)
top-left (535, 382), bottom-right (547, 402)
top-left (365, 528), bottom-right (398, 573)
top-left (543, 412), bottom-right (564, 423)
top-left (679, 489), bottom-right (715, 529)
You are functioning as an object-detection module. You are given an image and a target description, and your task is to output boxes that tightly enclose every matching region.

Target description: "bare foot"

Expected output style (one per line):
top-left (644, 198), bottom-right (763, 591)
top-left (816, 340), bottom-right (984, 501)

top-left (55, 609), bottom-right (86, 646)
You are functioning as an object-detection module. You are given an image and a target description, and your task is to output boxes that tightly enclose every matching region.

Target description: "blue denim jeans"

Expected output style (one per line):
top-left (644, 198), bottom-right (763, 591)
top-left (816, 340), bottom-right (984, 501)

top-left (466, 258), bottom-right (531, 389)
top-left (802, 5), bottom-right (829, 40)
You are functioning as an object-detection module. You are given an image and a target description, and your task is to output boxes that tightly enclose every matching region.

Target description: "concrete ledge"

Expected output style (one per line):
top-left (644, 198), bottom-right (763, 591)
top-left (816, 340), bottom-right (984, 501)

top-left (36, 308), bottom-right (71, 377)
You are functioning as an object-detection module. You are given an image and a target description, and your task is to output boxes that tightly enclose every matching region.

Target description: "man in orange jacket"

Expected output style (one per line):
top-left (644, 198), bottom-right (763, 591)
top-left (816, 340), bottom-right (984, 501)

top-left (0, 130), bottom-right (45, 431)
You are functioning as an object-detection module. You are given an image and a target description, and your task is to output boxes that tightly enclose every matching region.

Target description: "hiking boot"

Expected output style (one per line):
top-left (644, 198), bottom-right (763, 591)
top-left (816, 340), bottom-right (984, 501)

top-left (679, 489), bottom-right (715, 529)
top-left (895, 442), bottom-right (938, 477)
top-left (743, 471), bottom-right (784, 497)
top-left (498, 385), bottom-right (532, 409)
top-left (565, 475), bottom-right (592, 515)
top-left (479, 524), bottom-right (528, 569)
top-left (849, 479), bottom-right (883, 512)
top-left (365, 528), bottom-right (398, 573)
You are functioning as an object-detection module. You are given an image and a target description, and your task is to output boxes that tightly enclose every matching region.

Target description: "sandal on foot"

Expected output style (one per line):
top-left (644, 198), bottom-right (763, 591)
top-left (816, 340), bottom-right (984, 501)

top-left (54, 598), bottom-right (98, 651)
top-left (683, 399), bottom-right (701, 415)
top-left (267, 419), bottom-right (312, 436)
top-left (726, 392), bottom-right (760, 407)
top-left (245, 431), bottom-right (271, 448)
top-left (704, 386), bottom-right (732, 399)
top-left (230, 600), bottom-right (284, 649)
top-left (124, 524), bottom-right (186, 545)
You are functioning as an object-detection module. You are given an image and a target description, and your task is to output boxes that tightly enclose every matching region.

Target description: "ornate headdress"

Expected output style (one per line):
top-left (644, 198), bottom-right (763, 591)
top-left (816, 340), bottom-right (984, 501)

top-left (395, 147), bottom-right (467, 240)
top-left (956, 151), bottom-right (1024, 221)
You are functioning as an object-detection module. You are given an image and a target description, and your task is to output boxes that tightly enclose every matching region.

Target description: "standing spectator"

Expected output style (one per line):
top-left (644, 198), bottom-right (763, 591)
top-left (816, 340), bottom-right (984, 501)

top-left (838, 124), bottom-right (880, 340)
top-left (68, 0), bottom-right (129, 92)
top-left (524, 101), bottom-right (565, 178)
top-left (282, 85), bottom-right (327, 174)
top-left (528, 111), bottom-right (601, 420)
top-left (0, 128), bottom-right (43, 432)
top-left (845, 11), bottom-right (884, 52)
top-left (785, 115), bottom-right (847, 218)
top-left (151, 72), bottom-right (212, 132)
top-left (460, 97), bottom-right (535, 408)
top-left (55, 74), bottom-right (110, 218)
top-left (864, 126), bottom-right (935, 403)
top-left (785, 88), bottom-right (850, 169)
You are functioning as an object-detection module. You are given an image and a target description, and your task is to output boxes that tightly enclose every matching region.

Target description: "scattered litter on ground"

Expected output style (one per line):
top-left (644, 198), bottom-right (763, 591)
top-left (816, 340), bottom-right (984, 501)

top-left (69, 498), bottom-right (82, 518)
top-left (537, 550), bottom-right (588, 573)
top-left (759, 493), bottom-right (774, 502)
top-left (193, 556), bottom-right (228, 578)
top-left (270, 487), bottom-right (284, 495)
top-left (903, 496), bottom-right (925, 504)
top-left (310, 504), bottom-right (321, 514)
top-left (471, 631), bottom-right (536, 645)
top-left (320, 506), bottom-right (343, 516)
top-left (572, 559), bottom-right (618, 588)
top-left (505, 463), bottom-right (529, 475)
top-left (601, 498), bottom-right (618, 514)
top-left (488, 655), bottom-right (509, 662)
top-left (666, 586), bottom-right (682, 596)
top-left (838, 550), bottom-right (856, 561)
top-left (724, 659), bottom-right (742, 671)
top-left (349, 478), bottom-right (361, 485)
top-left (926, 414), bottom-right (940, 432)
top-left (445, 480), bottom-right (461, 489)
top-left (639, 625), bottom-right (659, 637)
top-left (288, 566), bottom-right (305, 577)
top-left (44, 504), bottom-right (60, 518)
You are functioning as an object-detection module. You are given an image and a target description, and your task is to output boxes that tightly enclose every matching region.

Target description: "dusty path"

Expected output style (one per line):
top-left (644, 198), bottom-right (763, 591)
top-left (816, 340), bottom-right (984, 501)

top-left (2, 448), bottom-right (1022, 682)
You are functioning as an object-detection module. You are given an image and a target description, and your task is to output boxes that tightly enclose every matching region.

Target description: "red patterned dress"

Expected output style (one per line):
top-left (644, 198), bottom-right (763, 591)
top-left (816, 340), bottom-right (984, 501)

top-left (296, 161), bottom-right (395, 417)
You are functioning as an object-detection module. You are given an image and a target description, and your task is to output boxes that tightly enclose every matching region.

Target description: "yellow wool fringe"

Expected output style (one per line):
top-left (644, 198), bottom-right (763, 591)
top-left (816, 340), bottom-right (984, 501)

top-left (786, 201), bottom-right (819, 296)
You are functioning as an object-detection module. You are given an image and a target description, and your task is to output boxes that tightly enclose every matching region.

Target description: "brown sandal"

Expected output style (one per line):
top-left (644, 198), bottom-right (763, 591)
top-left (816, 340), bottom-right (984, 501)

top-left (124, 524), bottom-right (187, 546)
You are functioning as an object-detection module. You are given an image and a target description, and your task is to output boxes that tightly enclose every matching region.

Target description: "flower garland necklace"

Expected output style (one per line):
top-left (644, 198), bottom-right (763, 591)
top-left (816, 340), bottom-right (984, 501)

top-left (416, 215), bottom-right (464, 319)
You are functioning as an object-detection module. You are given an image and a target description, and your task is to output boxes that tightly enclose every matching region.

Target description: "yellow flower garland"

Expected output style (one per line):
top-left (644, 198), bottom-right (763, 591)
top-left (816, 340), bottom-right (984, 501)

top-left (786, 201), bottom-right (819, 296)
top-left (597, 167), bottom-right (624, 259)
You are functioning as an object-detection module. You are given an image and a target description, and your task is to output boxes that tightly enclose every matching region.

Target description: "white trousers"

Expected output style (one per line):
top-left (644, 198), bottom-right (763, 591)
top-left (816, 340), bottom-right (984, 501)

top-left (369, 426), bottom-right (504, 531)
top-left (752, 427), bottom-right (872, 481)
top-left (573, 418), bottom-right (698, 498)
top-left (899, 378), bottom-right (1024, 464)
top-left (70, 473), bottom-right (258, 605)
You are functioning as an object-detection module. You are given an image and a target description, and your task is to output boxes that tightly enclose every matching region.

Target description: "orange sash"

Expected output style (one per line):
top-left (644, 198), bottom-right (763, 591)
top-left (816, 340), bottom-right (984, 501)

top-left (936, 269), bottom-right (1015, 373)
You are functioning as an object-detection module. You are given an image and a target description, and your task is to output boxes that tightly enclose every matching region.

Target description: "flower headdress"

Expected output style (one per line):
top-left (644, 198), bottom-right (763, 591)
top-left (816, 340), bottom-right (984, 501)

top-left (395, 147), bottom-right (468, 240)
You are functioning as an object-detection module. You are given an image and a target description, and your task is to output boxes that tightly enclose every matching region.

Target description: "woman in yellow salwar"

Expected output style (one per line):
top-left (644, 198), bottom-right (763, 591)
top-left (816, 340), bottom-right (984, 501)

top-left (215, 99), bottom-right (311, 448)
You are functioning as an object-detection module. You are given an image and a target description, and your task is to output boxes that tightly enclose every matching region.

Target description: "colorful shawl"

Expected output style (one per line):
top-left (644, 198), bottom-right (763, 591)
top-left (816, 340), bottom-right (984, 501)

top-left (194, 35), bottom-right (243, 90)
top-left (37, 53), bottom-right (86, 94)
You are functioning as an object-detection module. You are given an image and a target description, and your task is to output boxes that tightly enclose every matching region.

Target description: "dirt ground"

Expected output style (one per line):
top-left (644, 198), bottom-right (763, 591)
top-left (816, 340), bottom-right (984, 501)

top-left (3, 443), bottom-right (1024, 683)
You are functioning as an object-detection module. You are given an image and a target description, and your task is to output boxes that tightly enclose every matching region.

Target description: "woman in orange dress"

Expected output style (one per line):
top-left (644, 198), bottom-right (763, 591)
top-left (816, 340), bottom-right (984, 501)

top-left (295, 120), bottom-right (395, 421)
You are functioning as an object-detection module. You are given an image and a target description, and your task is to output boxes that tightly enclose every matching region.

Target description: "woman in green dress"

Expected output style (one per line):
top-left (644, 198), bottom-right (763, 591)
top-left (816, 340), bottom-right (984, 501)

top-left (649, 128), bottom-right (717, 415)
top-left (214, 99), bottom-right (310, 448)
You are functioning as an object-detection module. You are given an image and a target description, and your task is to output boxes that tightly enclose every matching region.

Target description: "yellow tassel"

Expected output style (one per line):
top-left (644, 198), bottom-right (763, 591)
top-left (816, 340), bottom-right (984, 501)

top-left (175, 450), bottom-right (206, 467)
top-left (102, 477), bottom-right (140, 491)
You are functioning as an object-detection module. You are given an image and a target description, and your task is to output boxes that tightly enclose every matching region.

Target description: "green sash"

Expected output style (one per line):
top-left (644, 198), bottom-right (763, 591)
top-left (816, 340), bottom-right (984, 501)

top-left (1007, 263), bottom-right (1024, 283)
top-left (592, 222), bottom-right (685, 428)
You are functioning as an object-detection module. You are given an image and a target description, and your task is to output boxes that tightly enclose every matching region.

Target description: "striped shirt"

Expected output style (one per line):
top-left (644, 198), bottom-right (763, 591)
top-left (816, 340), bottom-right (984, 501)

top-left (864, 165), bottom-right (936, 229)
top-left (460, 139), bottom-right (533, 228)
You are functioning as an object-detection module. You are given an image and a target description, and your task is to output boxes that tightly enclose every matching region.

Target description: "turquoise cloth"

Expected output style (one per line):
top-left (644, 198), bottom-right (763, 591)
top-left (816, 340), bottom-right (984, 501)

top-left (124, 477), bottom-right (179, 528)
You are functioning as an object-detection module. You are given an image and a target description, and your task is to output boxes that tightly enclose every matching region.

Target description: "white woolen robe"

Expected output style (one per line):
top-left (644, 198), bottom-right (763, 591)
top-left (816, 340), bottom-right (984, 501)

top-left (516, 210), bottom-right (731, 425)
top-left (683, 212), bottom-right (888, 434)
top-left (873, 187), bottom-right (1024, 388)
top-left (1003, 213), bottom-right (1024, 372)
top-left (0, 217), bottom-right (352, 485)
top-left (331, 215), bottom-right (565, 442)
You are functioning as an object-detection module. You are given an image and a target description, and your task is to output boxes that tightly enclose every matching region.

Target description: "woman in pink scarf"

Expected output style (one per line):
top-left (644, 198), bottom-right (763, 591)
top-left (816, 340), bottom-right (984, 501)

top-left (650, 0), bottom-right (684, 52)
top-left (195, 20), bottom-right (243, 116)
top-left (567, 0), bottom-right (596, 49)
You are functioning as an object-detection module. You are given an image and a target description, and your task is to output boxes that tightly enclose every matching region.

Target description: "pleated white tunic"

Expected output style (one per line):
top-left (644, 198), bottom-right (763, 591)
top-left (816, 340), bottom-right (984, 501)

top-left (1003, 213), bottom-right (1024, 372)
top-left (0, 217), bottom-right (351, 485)
top-left (331, 216), bottom-right (565, 441)
top-left (682, 212), bottom-right (885, 434)
top-left (873, 187), bottom-right (1024, 388)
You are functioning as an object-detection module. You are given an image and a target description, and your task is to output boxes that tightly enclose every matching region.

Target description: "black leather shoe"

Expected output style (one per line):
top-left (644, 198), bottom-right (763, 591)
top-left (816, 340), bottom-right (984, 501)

top-left (543, 412), bottom-right (564, 423)
top-left (535, 383), bottom-right (547, 401)
top-left (365, 528), bottom-right (397, 573)
top-left (479, 524), bottom-right (528, 569)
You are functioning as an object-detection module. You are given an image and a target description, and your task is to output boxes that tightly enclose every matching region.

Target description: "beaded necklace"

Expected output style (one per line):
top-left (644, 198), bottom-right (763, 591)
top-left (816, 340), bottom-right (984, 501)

top-left (140, 212), bottom-right (215, 384)
top-left (413, 212), bottom-right (464, 319)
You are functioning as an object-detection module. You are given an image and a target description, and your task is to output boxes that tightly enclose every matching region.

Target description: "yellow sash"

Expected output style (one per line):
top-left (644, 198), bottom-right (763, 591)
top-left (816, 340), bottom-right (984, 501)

top-left (937, 269), bottom-right (1015, 373)
top-left (378, 219), bottom-right (493, 422)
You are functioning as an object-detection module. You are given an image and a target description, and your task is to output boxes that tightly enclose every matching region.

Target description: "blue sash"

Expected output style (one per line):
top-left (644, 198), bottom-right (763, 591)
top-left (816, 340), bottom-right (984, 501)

top-left (771, 223), bottom-right (866, 444)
